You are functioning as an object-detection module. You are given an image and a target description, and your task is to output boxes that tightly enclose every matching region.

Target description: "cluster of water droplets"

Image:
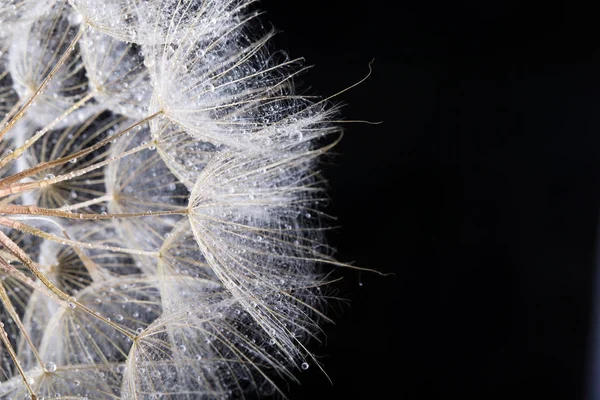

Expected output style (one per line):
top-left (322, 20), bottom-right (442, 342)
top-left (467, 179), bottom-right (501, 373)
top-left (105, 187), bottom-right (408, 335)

top-left (0, 1), bottom-right (339, 399)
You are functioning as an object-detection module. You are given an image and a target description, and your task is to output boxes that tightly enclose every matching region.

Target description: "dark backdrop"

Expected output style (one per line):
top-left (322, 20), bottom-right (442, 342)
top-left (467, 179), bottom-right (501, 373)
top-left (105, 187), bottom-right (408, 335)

top-left (259, 1), bottom-right (431, 399)
top-left (257, 1), bottom-right (600, 400)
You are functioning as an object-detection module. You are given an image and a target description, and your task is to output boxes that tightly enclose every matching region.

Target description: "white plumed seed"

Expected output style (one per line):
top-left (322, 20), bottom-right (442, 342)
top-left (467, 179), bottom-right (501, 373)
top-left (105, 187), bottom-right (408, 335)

top-left (0, 0), bottom-right (56, 29)
top-left (8, 1), bottom-right (94, 128)
top-left (0, 1), bottom-right (346, 399)
top-left (80, 29), bottom-right (152, 118)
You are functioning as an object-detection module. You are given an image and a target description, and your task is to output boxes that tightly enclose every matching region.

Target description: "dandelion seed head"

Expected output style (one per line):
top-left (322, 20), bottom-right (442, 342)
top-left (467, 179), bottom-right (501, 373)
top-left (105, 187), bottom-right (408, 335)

top-left (0, 0), bottom-right (346, 398)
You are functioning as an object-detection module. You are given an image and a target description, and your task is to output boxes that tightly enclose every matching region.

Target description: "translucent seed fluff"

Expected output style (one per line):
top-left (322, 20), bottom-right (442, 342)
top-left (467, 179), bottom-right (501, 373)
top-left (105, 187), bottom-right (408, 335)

top-left (0, 1), bottom-right (343, 399)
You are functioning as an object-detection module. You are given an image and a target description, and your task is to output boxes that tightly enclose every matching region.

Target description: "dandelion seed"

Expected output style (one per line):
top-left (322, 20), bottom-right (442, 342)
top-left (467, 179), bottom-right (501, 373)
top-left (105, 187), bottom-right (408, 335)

top-left (0, 1), bottom-right (350, 398)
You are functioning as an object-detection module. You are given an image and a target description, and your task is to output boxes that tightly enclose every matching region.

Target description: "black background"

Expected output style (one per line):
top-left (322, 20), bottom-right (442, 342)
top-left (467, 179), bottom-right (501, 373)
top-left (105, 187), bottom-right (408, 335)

top-left (261, 1), bottom-right (600, 400)
top-left (260, 1), bottom-right (430, 399)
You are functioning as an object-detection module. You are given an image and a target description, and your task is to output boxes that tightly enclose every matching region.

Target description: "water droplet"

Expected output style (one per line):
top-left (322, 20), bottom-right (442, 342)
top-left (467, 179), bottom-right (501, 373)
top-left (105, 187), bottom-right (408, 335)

top-left (136, 327), bottom-right (144, 335)
top-left (68, 302), bottom-right (76, 309)
top-left (178, 344), bottom-right (186, 352)
top-left (301, 362), bottom-right (309, 370)
top-left (69, 158), bottom-right (77, 164)
top-left (44, 174), bottom-right (55, 180)
top-left (44, 361), bottom-right (57, 373)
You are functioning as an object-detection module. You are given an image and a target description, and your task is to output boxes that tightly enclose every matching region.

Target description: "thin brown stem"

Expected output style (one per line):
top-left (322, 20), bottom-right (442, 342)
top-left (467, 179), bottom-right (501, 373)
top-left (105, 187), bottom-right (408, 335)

top-left (0, 257), bottom-right (54, 299)
top-left (0, 92), bottom-right (95, 171)
top-left (0, 203), bottom-right (188, 219)
top-left (0, 138), bottom-right (153, 198)
top-left (58, 194), bottom-right (114, 211)
top-left (0, 216), bottom-right (159, 258)
top-left (0, 314), bottom-right (37, 399)
top-left (0, 98), bottom-right (25, 130)
top-left (0, 26), bottom-right (85, 144)
top-left (0, 230), bottom-right (137, 340)
top-left (0, 277), bottom-right (44, 368)
top-left (0, 111), bottom-right (162, 195)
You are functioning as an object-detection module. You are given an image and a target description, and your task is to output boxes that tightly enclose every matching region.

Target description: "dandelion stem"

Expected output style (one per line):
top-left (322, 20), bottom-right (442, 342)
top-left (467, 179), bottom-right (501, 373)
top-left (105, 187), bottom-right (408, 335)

top-left (0, 98), bottom-right (25, 131)
top-left (0, 92), bottom-right (95, 171)
top-left (0, 314), bottom-right (37, 400)
top-left (0, 279), bottom-right (45, 369)
top-left (0, 256), bottom-right (55, 299)
top-left (0, 230), bottom-right (135, 340)
top-left (0, 26), bottom-right (85, 144)
top-left (0, 216), bottom-right (159, 258)
top-left (0, 111), bottom-right (162, 196)
top-left (58, 194), bottom-right (114, 211)
top-left (0, 140), bottom-right (152, 198)
top-left (0, 203), bottom-right (188, 219)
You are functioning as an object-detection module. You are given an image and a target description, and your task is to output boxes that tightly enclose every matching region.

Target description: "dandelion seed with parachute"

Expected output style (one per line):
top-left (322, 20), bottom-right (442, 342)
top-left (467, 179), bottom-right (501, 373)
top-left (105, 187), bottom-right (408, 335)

top-left (0, 1), bottom-right (359, 399)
